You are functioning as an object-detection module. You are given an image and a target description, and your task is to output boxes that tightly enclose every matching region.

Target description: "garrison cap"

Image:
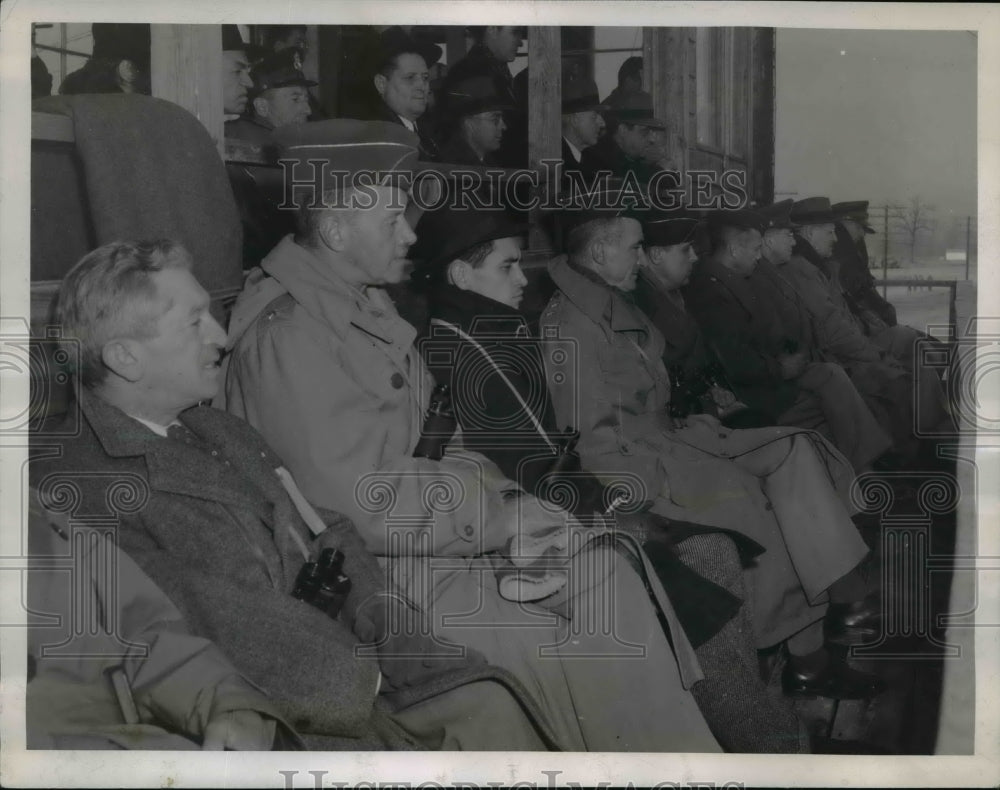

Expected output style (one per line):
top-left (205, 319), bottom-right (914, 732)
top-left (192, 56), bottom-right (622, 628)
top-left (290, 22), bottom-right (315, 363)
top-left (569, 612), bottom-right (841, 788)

top-left (790, 196), bottom-right (837, 226)
top-left (833, 200), bottom-right (876, 233)
top-left (275, 119), bottom-right (419, 197)
top-left (562, 77), bottom-right (608, 114)
top-left (640, 208), bottom-right (704, 248)
top-left (251, 48), bottom-right (317, 93)
top-left (758, 199), bottom-right (794, 231)
top-left (409, 204), bottom-right (528, 280)
top-left (559, 177), bottom-right (648, 239)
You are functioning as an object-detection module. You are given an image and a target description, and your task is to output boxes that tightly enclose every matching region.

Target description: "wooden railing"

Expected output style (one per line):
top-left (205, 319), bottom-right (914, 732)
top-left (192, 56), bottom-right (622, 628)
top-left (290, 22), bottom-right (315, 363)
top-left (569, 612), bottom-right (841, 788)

top-left (875, 278), bottom-right (959, 342)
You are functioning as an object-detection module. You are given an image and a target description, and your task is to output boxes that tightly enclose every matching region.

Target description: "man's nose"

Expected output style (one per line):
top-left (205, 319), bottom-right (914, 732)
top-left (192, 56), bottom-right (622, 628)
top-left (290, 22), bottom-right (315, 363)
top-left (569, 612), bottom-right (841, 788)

top-left (206, 315), bottom-right (229, 348)
top-left (399, 217), bottom-right (418, 246)
top-left (240, 72), bottom-right (254, 88)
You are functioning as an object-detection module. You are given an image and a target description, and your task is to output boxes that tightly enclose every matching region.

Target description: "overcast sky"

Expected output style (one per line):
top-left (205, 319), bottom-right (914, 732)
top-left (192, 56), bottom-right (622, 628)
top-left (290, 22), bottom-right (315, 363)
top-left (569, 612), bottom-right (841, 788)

top-left (775, 29), bottom-right (977, 221)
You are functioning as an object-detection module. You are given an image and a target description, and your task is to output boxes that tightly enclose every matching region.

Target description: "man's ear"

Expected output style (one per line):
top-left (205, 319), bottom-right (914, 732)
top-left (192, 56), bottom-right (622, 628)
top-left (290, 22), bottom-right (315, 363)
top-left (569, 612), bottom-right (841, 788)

top-left (448, 259), bottom-right (471, 289)
top-left (316, 211), bottom-right (349, 253)
top-left (116, 59), bottom-right (138, 92)
top-left (252, 96), bottom-right (269, 119)
top-left (373, 73), bottom-right (388, 99)
top-left (101, 339), bottom-right (143, 383)
top-left (591, 239), bottom-right (606, 267)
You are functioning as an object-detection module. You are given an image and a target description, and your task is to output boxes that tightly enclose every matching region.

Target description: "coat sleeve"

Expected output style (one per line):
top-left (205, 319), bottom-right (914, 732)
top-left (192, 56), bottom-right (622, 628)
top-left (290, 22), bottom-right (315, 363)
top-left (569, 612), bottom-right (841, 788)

top-left (226, 317), bottom-right (516, 558)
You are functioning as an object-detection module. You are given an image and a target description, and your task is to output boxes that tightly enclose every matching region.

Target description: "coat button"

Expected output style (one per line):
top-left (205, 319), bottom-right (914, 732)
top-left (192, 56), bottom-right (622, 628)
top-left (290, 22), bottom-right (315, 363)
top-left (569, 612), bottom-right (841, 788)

top-left (463, 525), bottom-right (474, 537)
top-left (390, 372), bottom-right (405, 389)
top-left (764, 502), bottom-right (774, 511)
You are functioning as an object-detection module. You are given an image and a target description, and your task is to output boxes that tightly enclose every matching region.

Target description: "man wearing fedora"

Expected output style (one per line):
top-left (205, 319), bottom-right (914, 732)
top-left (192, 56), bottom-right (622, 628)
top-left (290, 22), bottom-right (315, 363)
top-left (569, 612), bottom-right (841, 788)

top-left (560, 77), bottom-right (607, 173)
top-left (439, 75), bottom-right (514, 166)
top-left (221, 25), bottom-right (255, 123)
top-left (580, 93), bottom-right (667, 183)
top-left (364, 27), bottom-right (442, 162)
top-left (226, 48), bottom-right (316, 145)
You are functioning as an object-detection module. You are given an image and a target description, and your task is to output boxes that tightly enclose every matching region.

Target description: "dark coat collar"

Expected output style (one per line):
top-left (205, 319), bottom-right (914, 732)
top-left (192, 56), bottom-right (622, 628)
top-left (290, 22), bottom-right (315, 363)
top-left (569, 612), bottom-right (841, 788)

top-left (427, 283), bottom-right (529, 338)
top-left (547, 254), bottom-right (648, 334)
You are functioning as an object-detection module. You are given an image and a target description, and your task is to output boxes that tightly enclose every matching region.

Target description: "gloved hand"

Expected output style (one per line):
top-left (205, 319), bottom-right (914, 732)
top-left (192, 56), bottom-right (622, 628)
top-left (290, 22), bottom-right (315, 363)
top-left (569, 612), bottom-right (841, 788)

top-left (353, 592), bottom-right (487, 692)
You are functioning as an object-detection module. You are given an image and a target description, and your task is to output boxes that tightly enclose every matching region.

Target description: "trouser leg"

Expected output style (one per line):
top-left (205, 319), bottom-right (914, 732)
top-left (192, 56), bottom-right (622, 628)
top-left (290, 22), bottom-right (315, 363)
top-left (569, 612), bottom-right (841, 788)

top-left (674, 532), bottom-right (808, 753)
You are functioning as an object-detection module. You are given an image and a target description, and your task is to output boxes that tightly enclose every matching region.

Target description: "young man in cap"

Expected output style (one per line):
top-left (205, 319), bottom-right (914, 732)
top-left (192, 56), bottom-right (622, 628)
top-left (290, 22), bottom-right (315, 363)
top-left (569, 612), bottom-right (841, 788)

top-left (366, 27), bottom-right (442, 161)
top-left (540, 183), bottom-right (885, 712)
top-left (684, 206), bottom-right (894, 473)
top-left (439, 75), bottom-right (513, 166)
top-left (601, 56), bottom-right (650, 108)
top-left (226, 49), bottom-right (316, 145)
top-left (35, 236), bottom-right (564, 751)
top-left (580, 93), bottom-right (667, 184)
top-left (221, 119), bottom-right (726, 752)
top-left (221, 25), bottom-right (255, 121)
top-left (560, 77), bottom-right (607, 172)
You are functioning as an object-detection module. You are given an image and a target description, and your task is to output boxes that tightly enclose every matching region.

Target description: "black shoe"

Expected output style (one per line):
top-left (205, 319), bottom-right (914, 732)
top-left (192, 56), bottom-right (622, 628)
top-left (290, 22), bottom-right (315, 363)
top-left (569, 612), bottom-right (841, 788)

top-left (826, 601), bottom-right (882, 646)
top-left (782, 657), bottom-right (886, 700)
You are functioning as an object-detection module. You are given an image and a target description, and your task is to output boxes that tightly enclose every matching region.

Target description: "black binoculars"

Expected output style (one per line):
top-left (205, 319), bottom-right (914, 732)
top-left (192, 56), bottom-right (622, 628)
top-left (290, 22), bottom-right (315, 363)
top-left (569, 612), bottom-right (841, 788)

top-left (292, 548), bottom-right (352, 620)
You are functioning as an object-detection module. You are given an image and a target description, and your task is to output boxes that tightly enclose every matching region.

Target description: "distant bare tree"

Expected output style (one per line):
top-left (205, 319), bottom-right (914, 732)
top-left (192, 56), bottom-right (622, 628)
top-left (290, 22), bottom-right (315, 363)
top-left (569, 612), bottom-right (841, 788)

top-left (897, 196), bottom-right (936, 264)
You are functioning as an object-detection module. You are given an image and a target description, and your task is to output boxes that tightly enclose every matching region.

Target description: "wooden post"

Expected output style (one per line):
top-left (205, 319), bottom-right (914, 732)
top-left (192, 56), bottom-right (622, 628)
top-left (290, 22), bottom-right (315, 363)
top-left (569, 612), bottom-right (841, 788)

top-left (527, 26), bottom-right (561, 252)
top-left (750, 28), bottom-right (776, 205)
top-left (644, 27), bottom-right (688, 175)
top-left (964, 215), bottom-right (971, 280)
top-left (150, 25), bottom-right (223, 154)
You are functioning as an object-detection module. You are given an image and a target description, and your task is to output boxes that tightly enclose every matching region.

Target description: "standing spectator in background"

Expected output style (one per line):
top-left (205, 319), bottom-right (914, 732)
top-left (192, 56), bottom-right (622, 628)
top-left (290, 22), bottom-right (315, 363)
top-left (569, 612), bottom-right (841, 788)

top-left (444, 26), bottom-right (527, 166)
top-left (601, 56), bottom-right (650, 109)
top-left (226, 49), bottom-right (316, 145)
top-left (221, 25), bottom-right (254, 121)
top-left (31, 24), bottom-right (54, 99)
top-left (60, 23), bottom-right (151, 96)
top-left (261, 24), bottom-right (309, 55)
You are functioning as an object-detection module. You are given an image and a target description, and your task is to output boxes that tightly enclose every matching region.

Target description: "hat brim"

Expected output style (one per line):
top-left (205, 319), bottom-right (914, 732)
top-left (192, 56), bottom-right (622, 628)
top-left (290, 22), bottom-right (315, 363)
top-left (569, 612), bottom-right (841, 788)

top-left (263, 78), bottom-right (318, 90)
top-left (418, 220), bottom-right (530, 271)
top-left (562, 101), bottom-right (609, 114)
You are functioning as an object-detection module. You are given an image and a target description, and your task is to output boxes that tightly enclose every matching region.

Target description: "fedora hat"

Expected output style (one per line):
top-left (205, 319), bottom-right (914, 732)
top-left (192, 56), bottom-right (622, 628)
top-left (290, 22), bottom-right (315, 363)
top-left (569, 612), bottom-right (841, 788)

top-left (562, 77), bottom-right (608, 114)
top-left (790, 197), bottom-right (837, 226)
top-left (447, 75), bottom-right (515, 118)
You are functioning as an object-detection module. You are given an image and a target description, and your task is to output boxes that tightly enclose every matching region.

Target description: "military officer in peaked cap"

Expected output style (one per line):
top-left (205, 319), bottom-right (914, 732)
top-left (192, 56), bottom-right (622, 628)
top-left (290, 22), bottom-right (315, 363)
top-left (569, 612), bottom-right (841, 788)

top-left (684, 203), bottom-right (893, 472)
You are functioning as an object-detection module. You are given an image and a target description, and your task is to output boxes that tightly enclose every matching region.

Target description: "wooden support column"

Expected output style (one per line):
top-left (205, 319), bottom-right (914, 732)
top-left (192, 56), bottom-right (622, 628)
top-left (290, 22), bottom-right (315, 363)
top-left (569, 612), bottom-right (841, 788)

top-left (750, 27), bottom-right (776, 205)
top-left (644, 26), bottom-right (689, 176)
top-left (150, 25), bottom-right (223, 154)
top-left (527, 26), bottom-right (561, 251)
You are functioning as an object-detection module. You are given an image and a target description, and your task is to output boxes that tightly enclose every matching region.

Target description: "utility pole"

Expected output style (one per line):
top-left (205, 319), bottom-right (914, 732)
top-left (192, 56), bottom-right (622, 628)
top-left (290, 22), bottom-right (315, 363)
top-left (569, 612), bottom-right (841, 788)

top-left (882, 204), bottom-right (890, 298)
top-left (965, 215), bottom-right (972, 280)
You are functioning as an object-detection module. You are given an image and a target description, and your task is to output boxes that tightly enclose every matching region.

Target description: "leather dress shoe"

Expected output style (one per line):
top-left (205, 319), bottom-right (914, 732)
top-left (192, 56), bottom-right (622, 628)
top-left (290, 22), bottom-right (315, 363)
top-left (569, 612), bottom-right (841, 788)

top-left (782, 657), bottom-right (886, 700)
top-left (826, 601), bottom-right (882, 646)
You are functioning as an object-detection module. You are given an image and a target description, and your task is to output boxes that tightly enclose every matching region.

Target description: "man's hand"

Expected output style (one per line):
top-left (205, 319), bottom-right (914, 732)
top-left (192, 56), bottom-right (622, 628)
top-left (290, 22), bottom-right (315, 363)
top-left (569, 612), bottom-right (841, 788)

top-left (709, 385), bottom-right (737, 410)
top-left (202, 709), bottom-right (275, 750)
top-left (499, 493), bottom-right (575, 540)
top-left (778, 352), bottom-right (808, 380)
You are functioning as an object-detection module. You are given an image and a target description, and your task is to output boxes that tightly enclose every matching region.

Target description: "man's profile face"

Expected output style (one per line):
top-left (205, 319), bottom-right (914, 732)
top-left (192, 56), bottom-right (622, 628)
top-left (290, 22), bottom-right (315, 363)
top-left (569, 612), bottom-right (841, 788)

top-left (377, 53), bottom-right (430, 122)
top-left (342, 186), bottom-right (417, 285)
top-left (486, 27), bottom-right (523, 62)
top-left (842, 218), bottom-right (866, 243)
top-left (763, 227), bottom-right (795, 264)
top-left (723, 228), bottom-right (762, 276)
top-left (132, 268), bottom-right (228, 410)
top-left (597, 218), bottom-right (646, 292)
top-left (455, 236), bottom-right (527, 309)
top-left (222, 50), bottom-right (253, 115)
top-left (259, 86), bottom-right (311, 127)
top-left (568, 110), bottom-right (605, 149)
top-left (616, 122), bottom-right (654, 160)
top-left (647, 242), bottom-right (697, 290)
top-left (799, 222), bottom-right (837, 257)
top-left (464, 111), bottom-right (507, 155)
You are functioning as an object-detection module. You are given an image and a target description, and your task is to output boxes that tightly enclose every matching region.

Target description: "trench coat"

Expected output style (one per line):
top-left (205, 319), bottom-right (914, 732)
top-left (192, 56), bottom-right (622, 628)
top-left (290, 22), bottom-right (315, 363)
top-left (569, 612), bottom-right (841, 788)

top-left (542, 256), bottom-right (871, 647)
top-left (32, 391), bottom-right (561, 751)
top-left (221, 236), bottom-right (722, 752)
top-left (26, 489), bottom-right (294, 750)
